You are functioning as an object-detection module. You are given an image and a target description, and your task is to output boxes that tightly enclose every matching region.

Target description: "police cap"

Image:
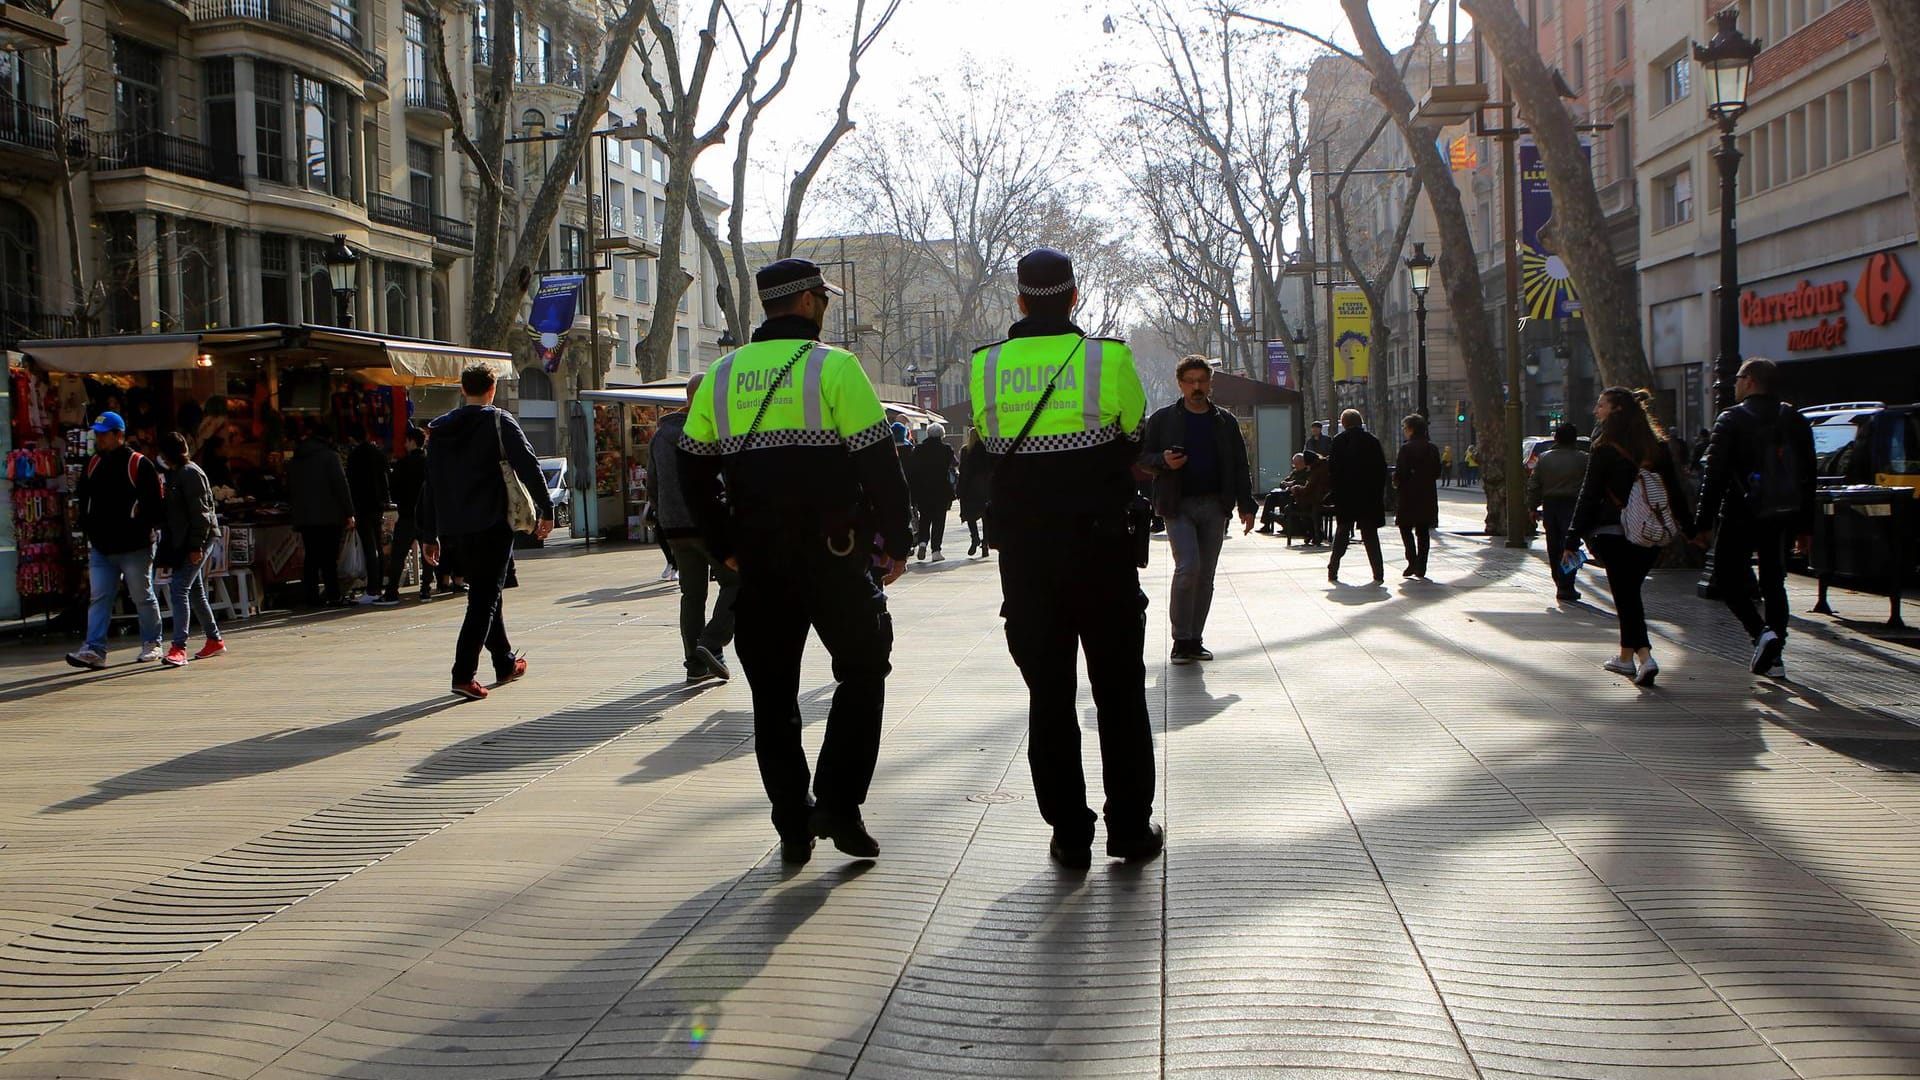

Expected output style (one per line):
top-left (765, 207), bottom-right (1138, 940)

top-left (756, 258), bottom-right (845, 303)
top-left (1017, 248), bottom-right (1076, 297)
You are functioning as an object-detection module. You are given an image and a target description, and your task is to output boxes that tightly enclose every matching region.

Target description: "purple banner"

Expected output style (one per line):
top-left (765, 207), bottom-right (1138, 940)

top-left (1265, 339), bottom-right (1294, 389)
top-left (1519, 141), bottom-right (1587, 320)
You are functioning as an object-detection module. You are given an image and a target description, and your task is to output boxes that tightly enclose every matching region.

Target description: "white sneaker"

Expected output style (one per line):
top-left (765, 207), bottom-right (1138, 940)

top-left (356, 594), bottom-right (381, 605)
top-left (1634, 656), bottom-right (1660, 686)
top-left (1765, 663), bottom-right (1786, 679)
top-left (931, 551), bottom-right (945, 563)
top-left (1750, 630), bottom-right (1783, 676)
top-left (658, 567), bottom-right (675, 581)
top-left (135, 642), bottom-right (164, 663)
top-left (1602, 657), bottom-right (1636, 678)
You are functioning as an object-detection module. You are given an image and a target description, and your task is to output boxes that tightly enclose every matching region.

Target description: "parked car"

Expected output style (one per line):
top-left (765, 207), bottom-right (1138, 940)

top-left (1522, 434), bottom-right (1591, 471)
top-left (1801, 400), bottom-right (1885, 426)
top-left (539, 456), bottom-right (572, 529)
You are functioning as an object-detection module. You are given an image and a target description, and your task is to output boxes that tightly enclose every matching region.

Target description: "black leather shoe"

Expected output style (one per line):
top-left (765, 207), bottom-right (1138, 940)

top-left (810, 808), bottom-right (880, 859)
top-left (1049, 835), bottom-right (1092, 869)
top-left (780, 836), bottom-right (814, 865)
top-left (1106, 823), bottom-right (1166, 864)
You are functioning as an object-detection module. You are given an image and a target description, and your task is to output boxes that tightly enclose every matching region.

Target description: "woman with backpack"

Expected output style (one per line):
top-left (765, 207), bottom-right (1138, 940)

top-left (1563, 387), bottom-right (1695, 686)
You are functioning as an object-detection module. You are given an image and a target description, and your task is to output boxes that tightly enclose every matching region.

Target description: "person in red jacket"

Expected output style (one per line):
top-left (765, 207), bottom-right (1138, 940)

top-left (66, 411), bottom-right (166, 670)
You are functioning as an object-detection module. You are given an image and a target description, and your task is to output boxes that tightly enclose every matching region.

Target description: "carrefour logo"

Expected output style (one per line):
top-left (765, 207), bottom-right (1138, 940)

top-left (1856, 250), bottom-right (1910, 328)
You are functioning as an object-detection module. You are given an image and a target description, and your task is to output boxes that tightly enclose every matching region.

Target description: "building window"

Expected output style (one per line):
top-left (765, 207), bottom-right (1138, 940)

top-left (1655, 167), bottom-right (1692, 229)
top-left (1612, 7), bottom-right (1628, 66)
top-left (559, 226), bottom-right (585, 270)
top-left (615, 314), bottom-right (630, 365)
top-left (1656, 51), bottom-right (1689, 111)
top-left (636, 255), bottom-right (650, 301)
top-left (384, 262), bottom-right (409, 334)
top-left (205, 58), bottom-right (238, 183)
top-left (676, 325), bottom-right (690, 372)
top-left (404, 10), bottom-right (428, 95)
top-left (536, 23), bottom-right (552, 82)
top-left (175, 220), bottom-right (217, 330)
top-left (1743, 0), bottom-right (1834, 45)
top-left (112, 36), bottom-right (164, 133)
top-left (254, 62), bottom-right (285, 182)
top-left (652, 195), bottom-right (666, 241)
top-left (612, 257), bottom-right (627, 299)
top-left (1611, 114), bottom-right (1631, 183)
top-left (260, 233), bottom-right (290, 324)
top-left (1569, 37), bottom-right (1585, 94)
top-left (408, 139), bottom-right (438, 211)
top-left (103, 213), bottom-right (140, 332)
top-left (609, 180), bottom-right (625, 231)
top-left (304, 239), bottom-right (336, 324)
top-left (606, 115), bottom-right (623, 165)
top-left (0, 198), bottom-right (39, 318)
top-left (296, 74), bottom-right (330, 192)
top-left (651, 147), bottom-right (666, 184)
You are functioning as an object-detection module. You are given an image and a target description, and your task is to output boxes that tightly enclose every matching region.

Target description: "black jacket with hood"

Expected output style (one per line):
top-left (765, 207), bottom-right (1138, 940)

top-left (418, 405), bottom-right (552, 542)
top-left (78, 444), bottom-right (166, 555)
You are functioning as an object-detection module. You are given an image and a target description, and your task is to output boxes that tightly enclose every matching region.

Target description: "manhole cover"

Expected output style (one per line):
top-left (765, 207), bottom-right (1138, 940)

top-left (967, 790), bottom-right (1022, 804)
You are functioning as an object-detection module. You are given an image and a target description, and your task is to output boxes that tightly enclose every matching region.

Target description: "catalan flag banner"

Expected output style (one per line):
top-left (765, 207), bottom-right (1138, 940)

top-left (1448, 135), bottom-right (1479, 171)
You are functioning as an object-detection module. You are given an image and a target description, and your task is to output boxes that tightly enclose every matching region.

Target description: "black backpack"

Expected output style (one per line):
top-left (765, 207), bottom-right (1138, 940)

top-left (1743, 402), bottom-right (1805, 521)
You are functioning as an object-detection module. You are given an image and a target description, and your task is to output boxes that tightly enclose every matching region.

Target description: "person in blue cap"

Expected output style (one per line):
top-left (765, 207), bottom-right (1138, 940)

top-left (66, 411), bottom-right (167, 670)
top-left (679, 257), bottom-right (912, 864)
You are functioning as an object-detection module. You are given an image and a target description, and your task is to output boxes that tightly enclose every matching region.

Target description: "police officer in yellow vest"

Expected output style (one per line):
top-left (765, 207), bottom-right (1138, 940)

top-left (970, 248), bottom-right (1163, 869)
top-left (681, 258), bottom-right (912, 865)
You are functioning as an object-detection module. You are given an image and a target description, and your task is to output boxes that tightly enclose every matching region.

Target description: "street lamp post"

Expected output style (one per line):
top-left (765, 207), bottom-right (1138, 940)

top-left (1694, 9), bottom-right (1762, 416)
top-left (324, 234), bottom-right (360, 328)
top-left (1405, 241), bottom-right (1434, 419)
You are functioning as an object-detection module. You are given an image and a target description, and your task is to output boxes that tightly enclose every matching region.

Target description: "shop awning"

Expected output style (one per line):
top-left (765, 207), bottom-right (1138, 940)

top-left (581, 384), bottom-right (688, 406)
top-left (19, 325), bottom-right (513, 385)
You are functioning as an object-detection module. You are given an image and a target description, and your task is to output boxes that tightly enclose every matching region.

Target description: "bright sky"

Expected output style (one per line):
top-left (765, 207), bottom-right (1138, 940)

top-left (691, 0), bottom-right (1449, 239)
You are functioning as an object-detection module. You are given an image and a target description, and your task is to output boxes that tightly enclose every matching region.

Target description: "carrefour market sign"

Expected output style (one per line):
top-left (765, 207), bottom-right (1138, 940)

top-left (1737, 246), bottom-right (1915, 358)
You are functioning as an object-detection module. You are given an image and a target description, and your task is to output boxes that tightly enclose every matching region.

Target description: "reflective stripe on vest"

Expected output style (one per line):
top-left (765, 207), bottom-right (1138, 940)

top-left (1082, 339), bottom-right (1104, 433)
top-left (980, 344), bottom-right (1005, 439)
top-left (710, 353), bottom-right (737, 442)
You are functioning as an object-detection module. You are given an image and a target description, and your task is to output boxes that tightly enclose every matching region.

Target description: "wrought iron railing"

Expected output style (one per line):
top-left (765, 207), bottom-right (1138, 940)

top-left (368, 192), bottom-right (429, 232)
top-left (93, 130), bottom-right (243, 186)
top-left (368, 53), bottom-right (387, 84)
top-left (516, 59), bottom-right (581, 89)
top-left (474, 37), bottom-right (492, 67)
top-left (0, 309), bottom-right (91, 349)
top-left (432, 215), bottom-right (473, 247)
top-left (187, 0), bottom-right (378, 67)
top-left (0, 99), bottom-right (89, 159)
top-left (403, 77), bottom-right (448, 113)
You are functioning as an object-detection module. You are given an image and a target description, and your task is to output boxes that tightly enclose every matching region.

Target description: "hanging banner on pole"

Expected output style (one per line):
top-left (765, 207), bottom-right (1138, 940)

top-left (1520, 140), bottom-right (1587, 320)
top-left (1332, 290), bottom-right (1371, 382)
top-left (1264, 339), bottom-right (1294, 388)
top-left (528, 272), bottom-right (585, 373)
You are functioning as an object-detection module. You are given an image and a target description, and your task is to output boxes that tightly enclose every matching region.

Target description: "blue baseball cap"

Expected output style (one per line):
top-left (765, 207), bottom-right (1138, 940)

top-left (91, 411), bottom-right (126, 433)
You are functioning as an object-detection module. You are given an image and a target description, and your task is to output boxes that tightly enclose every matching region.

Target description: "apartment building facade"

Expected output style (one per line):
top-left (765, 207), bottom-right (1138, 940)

top-left (1635, 0), bottom-right (1913, 426)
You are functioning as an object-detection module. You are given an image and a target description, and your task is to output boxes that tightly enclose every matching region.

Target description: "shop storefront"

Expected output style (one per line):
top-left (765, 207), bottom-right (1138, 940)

top-left (1738, 244), bottom-right (1919, 409)
top-left (3, 325), bottom-right (511, 622)
top-left (578, 383), bottom-right (687, 542)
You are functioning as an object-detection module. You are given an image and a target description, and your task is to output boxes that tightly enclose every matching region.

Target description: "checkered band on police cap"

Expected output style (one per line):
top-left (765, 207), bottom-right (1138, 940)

top-left (1017, 247), bottom-right (1076, 297)
top-left (756, 258), bottom-right (843, 302)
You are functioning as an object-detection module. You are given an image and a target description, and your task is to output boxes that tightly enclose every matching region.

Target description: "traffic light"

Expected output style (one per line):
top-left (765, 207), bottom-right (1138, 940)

top-left (1455, 399), bottom-right (1467, 423)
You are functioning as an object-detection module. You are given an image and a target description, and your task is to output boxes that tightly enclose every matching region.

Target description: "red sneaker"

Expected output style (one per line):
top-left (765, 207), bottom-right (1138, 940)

top-left (193, 640), bottom-right (227, 661)
top-left (161, 646), bottom-right (189, 668)
top-left (495, 656), bottom-right (528, 686)
top-left (452, 680), bottom-right (489, 700)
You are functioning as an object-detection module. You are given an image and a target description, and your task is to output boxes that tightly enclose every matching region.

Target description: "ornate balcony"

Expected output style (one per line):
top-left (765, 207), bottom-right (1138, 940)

top-left (93, 130), bottom-right (243, 187)
top-left (188, 0), bottom-right (378, 72)
top-left (0, 100), bottom-right (89, 163)
top-left (432, 215), bottom-right (474, 248)
top-left (368, 192), bottom-right (430, 232)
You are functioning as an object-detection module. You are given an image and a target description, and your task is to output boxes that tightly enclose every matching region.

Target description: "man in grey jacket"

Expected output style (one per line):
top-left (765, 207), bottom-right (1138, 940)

top-left (1527, 423), bottom-right (1589, 602)
top-left (649, 371), bottom-right (738, 683)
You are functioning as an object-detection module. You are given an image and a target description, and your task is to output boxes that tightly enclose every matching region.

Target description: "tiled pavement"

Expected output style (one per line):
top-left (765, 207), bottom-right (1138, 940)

top-left (2, 498), bottom-right (1919, 1078)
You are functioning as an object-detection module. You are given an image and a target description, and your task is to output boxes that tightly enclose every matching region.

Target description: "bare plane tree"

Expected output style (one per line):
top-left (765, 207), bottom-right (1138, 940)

top-left (1867, 0), bottom-right (1920, 233)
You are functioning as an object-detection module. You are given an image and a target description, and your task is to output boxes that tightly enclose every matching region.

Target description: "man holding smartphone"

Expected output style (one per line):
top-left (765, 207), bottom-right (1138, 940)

top-left (1137, 356), bottom-right (1256, 664)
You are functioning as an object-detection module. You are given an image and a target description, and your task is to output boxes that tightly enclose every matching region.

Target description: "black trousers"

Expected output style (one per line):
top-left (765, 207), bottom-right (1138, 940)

top-left (299, 525), bottom-right (343, 605)
top-left (440, 522), bottom-right (516, 683)
top-left (353, 508), bottom-right (384, 597)
top-left (384, 514), bottom-right (418, 598)
top-left (734, 535), bottom-right (894, 839)
top-left (1541, 498), bottom-right (1578, 596)
top-left (915, 499), bottom-right (950, 551)
top-left (1329, 515), bottom-right (1384, 581)
top-left (1398, 522), bottom-right (1431, 576)
top-left (1589, 534), bottom-right (1658, 649)
top-left (997, 526), bottom-right (1154, 844)
top-left (1715, 515), bottom-right (1792, 642)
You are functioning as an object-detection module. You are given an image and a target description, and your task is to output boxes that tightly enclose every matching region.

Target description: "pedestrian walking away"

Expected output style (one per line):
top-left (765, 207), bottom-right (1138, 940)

top-left (382, 426), bottom-right (429, 603)
top-left (345, 424), bottom-right (391, 603)
top-left (287, 420), bottom-right (355, 608)
top-left (970, 246), bottom-right (1163, 870)
top-left (680, 258), bottom-right (912, 866)
top-left (957, 427), bottom-right (993, 557)
top-left (1563, 386), bottom-right (1695, 686)
top-left (1393, 413), bottom-right (1443, 580)
top-left (1441, 443), bottom-right (1454, 487)
top-left (1465, 444), bottom-right (1480, 486)
top-left (1327, 409), bottom-right (1388, 586)
top-left (417, 365), bottom-right (554, 701)
top-left (1137, 355), bottom-right (1256, 663)
top-left (155, 432), bottom-right (224, 667)
top-left (1528, 422), bottom-right (1589, 601)
top-left (649, 371), bottom-right (740, 684)
top-left (65, 410), bottom-right (166, 670)
top-left (1693, 357), bottom-right (1816, 680)
top-left (905, 423), bottom-right (958, 562)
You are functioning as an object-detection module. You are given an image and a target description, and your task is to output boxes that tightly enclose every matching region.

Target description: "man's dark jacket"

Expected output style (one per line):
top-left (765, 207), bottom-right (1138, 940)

top-left (346, 439), bottom-right (391, 513)
top-left (648, 411), bottom-right (703, 540)
top-left (905, 438), bottom-right (958, 508)
top-left (288, 437), bottom-right (353, 528)
top-left (418, 405), bottom-right (552, 542)
top-left (1136, 402), bottom-right (1257, 519)
top-left (78, 444), bottom-right (166, 555)
top-left (1328, 426), bottom-right (1389, 529)
top-left (390, 447), bottom-right (427, 520)
top-left (1696, 393), bottom-right (1817, 534)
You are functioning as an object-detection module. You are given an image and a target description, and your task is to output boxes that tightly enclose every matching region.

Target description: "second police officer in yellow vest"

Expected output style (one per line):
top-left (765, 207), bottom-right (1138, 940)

top-left (680, 258), bottom-right (912, 866)
top-left (970, 248), bottom-right (1165, 869)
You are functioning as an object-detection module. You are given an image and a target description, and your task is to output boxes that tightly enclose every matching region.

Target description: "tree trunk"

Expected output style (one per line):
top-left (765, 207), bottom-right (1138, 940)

top-left (1342, 0), bottom-right (1509, 532)
top-left (1869, 0), bottom-right (1920, 235)
top-left (1462, 0), bottom-right (1656, 404)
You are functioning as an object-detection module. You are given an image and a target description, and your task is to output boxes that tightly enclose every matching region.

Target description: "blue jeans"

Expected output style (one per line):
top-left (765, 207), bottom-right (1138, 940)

top-left (1165, 495), bottom-right (1228, 643)
top-left (168, 559), bottom-right (222, 648)
top-left (85, 546), bottom-right (161, 655)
